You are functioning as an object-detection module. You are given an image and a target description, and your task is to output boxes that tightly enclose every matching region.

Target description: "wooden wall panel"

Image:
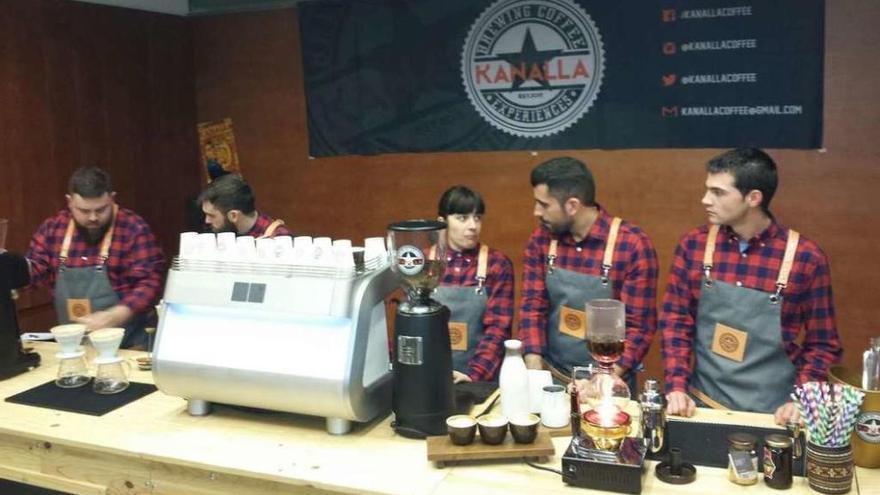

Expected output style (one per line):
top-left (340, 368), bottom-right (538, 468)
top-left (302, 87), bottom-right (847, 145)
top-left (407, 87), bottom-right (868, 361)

top-left (192, 2), bottom-right (880, 385)
top-left (0, 0), bottom-right (200, 330)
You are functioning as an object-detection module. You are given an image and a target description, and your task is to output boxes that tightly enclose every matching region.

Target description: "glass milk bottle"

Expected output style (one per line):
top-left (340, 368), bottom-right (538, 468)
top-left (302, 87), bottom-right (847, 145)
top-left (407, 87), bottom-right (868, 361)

top-left (500, 339), bottom-right (530, 418)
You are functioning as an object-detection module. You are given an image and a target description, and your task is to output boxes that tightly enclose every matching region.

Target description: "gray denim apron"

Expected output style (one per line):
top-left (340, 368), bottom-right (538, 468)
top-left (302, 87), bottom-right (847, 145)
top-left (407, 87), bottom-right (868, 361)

top-left (689, 225), bottom-right (800, 413)
top-left (434, 245), bottom-right (489, 376)
top-left (544, 218), bottom-right (621, 380)
top-left (53, 207), bottom-right (147, 349)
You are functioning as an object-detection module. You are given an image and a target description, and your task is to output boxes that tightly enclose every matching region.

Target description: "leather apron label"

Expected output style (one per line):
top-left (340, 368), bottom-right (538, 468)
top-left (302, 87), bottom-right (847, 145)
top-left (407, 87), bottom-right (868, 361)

top-left (448, 321), bottom-right (468, 351)
top-left (711, 322), bottom-right (747, 362)
top-left (558, 305), bottom-right (586, 340)
top-left (66, 298), bottom-right (92, 320)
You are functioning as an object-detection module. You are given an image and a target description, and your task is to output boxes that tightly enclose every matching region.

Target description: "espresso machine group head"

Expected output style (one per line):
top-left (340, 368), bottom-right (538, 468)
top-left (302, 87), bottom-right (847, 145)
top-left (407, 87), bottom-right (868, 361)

top-left (387, 220), bottom-right (454, 438)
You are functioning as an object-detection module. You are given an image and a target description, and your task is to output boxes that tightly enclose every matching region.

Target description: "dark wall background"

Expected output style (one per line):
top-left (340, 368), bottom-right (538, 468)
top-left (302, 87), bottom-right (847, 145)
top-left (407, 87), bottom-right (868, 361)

top-left (192, 2), bottom-right (880, 383)
top-left (0, 0), bottom-right (199, 329)
top-left (1, 0), bottom-right (877, 386)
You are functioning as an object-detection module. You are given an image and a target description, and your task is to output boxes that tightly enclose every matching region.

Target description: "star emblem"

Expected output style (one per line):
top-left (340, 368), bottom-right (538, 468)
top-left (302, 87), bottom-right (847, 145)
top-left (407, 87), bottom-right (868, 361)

top-left (496, 28), bottom-right (563, 89)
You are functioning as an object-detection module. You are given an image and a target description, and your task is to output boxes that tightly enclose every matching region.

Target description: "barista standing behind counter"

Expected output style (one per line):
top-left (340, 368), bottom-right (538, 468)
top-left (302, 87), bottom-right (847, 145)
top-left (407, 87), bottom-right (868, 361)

top-left (198, 174), bottom-right (291, 238)
top-left (25, 166), bottom-right (165, 349)
top-left (434, 186), bottom-right (514, 383)
top-left (660, 148), bottom-right (842, 425)
top-left (518, 157), bottom-right (658, 385)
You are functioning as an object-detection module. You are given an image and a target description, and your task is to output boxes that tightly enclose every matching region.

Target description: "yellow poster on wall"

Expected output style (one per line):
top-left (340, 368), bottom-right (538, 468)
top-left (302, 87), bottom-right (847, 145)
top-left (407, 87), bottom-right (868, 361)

top-left (197, 118), bottom-right (241, 183)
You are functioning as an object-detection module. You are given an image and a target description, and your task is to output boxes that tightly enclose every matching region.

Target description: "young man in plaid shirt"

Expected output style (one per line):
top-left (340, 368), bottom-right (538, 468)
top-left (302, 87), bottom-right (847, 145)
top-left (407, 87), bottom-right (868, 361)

top-left (25, 166), bottom-right (165, 349)
top-left (518, 157), bottom-right (659, 386)
top-left (660, 148), bottom-right (841, 425)
top-left (198, 174), bottom-right (290, 238)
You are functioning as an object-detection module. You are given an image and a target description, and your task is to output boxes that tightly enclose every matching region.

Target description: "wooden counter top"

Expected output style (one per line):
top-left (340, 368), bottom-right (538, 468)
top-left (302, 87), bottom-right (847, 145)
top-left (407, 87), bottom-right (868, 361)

top-left (0, 343), bottom-right (876, 495)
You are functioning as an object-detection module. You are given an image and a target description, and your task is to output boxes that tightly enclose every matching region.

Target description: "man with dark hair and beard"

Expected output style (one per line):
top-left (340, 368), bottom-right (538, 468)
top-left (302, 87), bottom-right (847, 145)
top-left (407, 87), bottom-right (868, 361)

top-left (25, 166), bottom-right (164, 349)
top-left (197, 174), bottom-right (290, 238)
top-left (517, 157), bottom-right (659, 388)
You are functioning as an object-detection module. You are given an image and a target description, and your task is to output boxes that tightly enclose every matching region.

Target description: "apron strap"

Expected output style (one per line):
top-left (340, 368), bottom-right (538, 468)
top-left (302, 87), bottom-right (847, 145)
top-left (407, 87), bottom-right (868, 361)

top-left (601, 217), bottom-right (622, 284)
top-left (259, 219), bottom-right (285, 239)
top-left (547, 238), bottom-right (558, 272)
top-left (60, 205), bottom-right (118, 264)
top-left (689, 385), bottom-right (730, 410)
top-left (702, 225), bottom-right (720, 284)
top-left (475, 244), bottom-right (489, 294)
top-left (771, 229), bottom-right (800, 302)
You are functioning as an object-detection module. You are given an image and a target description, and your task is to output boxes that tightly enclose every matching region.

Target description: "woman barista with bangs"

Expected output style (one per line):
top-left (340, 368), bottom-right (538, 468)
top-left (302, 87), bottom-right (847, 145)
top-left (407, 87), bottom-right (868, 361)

top-left (434, 186), bottom-right (514, 383)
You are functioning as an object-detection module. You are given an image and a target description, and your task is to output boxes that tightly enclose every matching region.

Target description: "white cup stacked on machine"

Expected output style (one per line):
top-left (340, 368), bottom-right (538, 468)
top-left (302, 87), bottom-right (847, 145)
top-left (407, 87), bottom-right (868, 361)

top-left (176, 232), bottom-right (388, 272)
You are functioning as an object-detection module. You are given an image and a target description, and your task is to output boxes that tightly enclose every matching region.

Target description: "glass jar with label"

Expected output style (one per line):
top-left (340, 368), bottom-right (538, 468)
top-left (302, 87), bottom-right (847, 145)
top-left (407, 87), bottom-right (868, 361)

top-left (763, 434), bottom-right (793, 489)
top-left (727, 432), bottom-right (759, 485)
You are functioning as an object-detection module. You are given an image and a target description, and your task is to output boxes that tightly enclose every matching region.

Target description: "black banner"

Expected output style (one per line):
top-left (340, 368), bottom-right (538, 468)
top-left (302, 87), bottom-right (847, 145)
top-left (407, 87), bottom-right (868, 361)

top-left (299, 0), bottom-right (824, 156)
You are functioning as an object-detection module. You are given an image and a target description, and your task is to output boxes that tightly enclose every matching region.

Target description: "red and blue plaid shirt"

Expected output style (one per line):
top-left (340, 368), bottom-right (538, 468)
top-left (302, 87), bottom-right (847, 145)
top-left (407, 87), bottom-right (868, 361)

top-left (245, 212), bottom-right (291, 238)
top-left (26, 207), bottom-right (165, 315)
top-left (517, 207), bottom-right (659, 373)
top-left (660, 221), bottom-right (842, 393)
top-left (440, 244), bottom-right (514, 381)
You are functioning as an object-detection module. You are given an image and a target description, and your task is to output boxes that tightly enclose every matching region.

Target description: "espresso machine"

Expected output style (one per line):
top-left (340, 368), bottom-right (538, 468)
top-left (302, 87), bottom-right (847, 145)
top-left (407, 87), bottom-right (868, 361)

top-left (387, 220), bottom-right (454, 438)
top-left (0, 251), bottom-right (41, 378)
top-left (152, 238), bottom-right (397, 435)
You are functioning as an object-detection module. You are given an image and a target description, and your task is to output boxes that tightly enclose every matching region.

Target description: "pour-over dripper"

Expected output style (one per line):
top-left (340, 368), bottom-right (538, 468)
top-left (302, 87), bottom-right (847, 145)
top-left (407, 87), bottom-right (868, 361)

top-left (89, 327), bottom-right (124, 363)
top-left (50, 324), bottom-right (86, 356)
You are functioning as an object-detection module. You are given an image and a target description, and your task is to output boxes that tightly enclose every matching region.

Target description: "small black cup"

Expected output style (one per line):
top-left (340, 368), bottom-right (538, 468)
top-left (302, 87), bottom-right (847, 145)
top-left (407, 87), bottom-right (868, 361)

top-left (477, 414), bottom-right (509, 445)
top-left (508, 413), bottom-right (540, 444)
top-left (446, 415), bottom-right (477, 446)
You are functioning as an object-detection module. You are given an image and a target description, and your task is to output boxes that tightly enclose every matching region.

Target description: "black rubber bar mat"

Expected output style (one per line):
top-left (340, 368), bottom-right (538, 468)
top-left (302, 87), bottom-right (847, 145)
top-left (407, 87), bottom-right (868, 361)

top-left (663, 419), bottom-right (805, 476)
top-left (5, 379), bottom-right (157, 416)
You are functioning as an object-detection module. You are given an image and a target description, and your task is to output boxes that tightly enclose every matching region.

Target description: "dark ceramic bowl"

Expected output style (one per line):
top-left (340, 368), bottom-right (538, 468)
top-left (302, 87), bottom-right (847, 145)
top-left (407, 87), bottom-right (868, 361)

top-left (446, 415), bottom-right (477, 446)
top-left (508, 412), bottom-right (540, 444)
top-left (477, 413), bottom-right (509, 445)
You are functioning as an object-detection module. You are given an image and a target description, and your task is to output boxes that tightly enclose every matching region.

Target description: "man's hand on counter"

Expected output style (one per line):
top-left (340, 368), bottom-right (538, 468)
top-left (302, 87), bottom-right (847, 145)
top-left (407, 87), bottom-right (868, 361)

top-left (666, 390), bottom-right (696, 417)
top-left (774, 401), bottom-right (800, 426)
top-left (523, 353), bottom-right (543, 370)
top-left (74, 304), bottom-right (133, 331)
top-left (452, 371), bottom-right (472, 384)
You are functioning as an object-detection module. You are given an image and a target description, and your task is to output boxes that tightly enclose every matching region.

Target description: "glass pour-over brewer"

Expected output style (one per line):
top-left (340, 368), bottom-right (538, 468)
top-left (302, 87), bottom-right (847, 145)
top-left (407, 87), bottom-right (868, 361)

top-left (387, 220), bottom-right (454, 438)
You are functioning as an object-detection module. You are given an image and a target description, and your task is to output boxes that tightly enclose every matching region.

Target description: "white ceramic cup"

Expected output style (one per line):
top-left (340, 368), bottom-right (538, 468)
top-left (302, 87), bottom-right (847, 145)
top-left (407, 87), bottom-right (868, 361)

top-left (540, 384), bottom-right (570, 428)
top-left (527, 369), bottom-right (553, 413)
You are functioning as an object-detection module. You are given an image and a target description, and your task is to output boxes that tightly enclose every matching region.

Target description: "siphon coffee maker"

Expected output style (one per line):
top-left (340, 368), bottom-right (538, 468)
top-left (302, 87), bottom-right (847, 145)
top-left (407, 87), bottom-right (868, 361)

top-left (387, 220), bottom-right (453, 438)
top-left (89, 327), bottom-right (130, 394)
top-left (50, 324), bottom-right (90, 388)
top-left (562, 299), bottom-right (646, 494)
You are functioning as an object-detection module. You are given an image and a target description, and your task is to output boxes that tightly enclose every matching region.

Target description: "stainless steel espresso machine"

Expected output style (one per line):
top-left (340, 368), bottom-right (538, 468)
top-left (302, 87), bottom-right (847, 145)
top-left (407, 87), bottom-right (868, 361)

top-left (152, 249), bottom-right (396, 435)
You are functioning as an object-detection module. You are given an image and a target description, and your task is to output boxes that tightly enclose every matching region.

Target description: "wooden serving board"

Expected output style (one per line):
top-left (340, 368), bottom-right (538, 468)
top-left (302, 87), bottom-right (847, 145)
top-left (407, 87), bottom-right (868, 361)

top-left (426, 432), bottom-right (555, 466)
top-left (539, 423), bottom-right (573, 437)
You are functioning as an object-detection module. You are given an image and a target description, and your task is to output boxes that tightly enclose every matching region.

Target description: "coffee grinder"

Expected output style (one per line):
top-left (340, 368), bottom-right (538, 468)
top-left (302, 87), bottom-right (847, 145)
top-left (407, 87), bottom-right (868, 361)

top-left (387, 220), bottom-right (453, 438)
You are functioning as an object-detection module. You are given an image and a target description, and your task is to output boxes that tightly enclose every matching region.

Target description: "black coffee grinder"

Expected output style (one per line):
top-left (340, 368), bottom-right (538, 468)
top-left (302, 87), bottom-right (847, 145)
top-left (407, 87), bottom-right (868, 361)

top-left (387, 220), bottom-right (453, 438)
top-left (0, 251), bottom-right (41, 378)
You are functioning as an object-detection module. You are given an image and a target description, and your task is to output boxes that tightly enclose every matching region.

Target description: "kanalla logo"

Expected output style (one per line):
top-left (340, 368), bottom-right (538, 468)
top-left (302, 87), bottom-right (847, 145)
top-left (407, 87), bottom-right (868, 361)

top-left (396, 245), bottom-right (425, 276)
top-left (461, 0), bottom-right (604, 137)
top-left (856, 412), bottom-right (880, 444)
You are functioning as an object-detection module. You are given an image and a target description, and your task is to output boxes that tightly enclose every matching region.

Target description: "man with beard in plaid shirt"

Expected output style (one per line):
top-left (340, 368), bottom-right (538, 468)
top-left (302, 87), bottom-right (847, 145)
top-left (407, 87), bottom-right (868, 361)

top-left (518, 157), bottom-right (659, 389)
top-left (25, 166), bottom-right (164, 349)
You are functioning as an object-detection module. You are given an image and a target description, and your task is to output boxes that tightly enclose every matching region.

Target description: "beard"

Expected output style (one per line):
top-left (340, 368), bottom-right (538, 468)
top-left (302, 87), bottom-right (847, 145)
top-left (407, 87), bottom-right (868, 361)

top-left (211, 217), bottom-right (238, 234)
top-left (543, 218), bottom-right (573, 236)
top-left (75, 222), bottom-right (111, 247)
